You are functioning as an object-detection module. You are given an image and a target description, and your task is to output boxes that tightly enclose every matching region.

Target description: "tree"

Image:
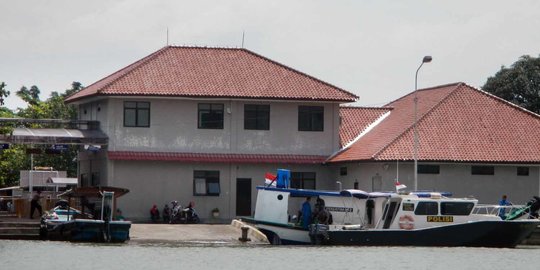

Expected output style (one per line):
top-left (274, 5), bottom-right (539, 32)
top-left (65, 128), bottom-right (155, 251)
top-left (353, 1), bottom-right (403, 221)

top-left (16, 85), bottom-right (41, 106)
top-left (483, 55), bottom-right (540, 114)
top-left (0, 82), bottom-right (83, 186)
top-left (0, 82), bottom-right (9, 106)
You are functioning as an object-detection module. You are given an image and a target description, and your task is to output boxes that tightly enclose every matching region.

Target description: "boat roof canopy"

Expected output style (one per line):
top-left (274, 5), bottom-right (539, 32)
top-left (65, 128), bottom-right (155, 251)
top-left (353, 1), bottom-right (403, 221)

top-left (257, 186), bottom-right (391, 198)
top-left (59, 186), bottom-right (129, 198)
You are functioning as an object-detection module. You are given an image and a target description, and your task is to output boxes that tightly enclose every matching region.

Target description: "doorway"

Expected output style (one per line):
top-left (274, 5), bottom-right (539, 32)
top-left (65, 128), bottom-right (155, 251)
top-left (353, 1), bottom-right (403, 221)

top-left (236, 178), bottom-right (252, 216)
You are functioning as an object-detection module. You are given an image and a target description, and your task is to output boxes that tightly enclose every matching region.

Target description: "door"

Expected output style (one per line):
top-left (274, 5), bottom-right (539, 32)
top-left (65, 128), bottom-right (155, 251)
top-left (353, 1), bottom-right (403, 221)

top-left (236, 178), bottom-right (252, 216)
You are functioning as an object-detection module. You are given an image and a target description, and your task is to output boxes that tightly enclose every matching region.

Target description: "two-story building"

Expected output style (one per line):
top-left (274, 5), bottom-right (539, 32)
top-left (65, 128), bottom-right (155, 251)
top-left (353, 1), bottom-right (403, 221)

top-left (65, 46), bottom-right (540, 221)
top-left (65, 46), bottom-right (358, 220)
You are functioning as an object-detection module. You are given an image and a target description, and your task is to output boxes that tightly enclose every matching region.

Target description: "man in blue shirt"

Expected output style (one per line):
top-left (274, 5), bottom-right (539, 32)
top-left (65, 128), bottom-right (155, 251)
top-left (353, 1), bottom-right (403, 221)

top-left (301, 197), bottom-right (312, 229)
top-left (498, 195), bottom-right (512, 219)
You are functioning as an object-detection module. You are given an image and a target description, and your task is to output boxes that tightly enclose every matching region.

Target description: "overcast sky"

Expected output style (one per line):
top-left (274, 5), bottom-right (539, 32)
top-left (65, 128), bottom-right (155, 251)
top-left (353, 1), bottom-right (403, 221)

top-left (1, 0), bottom-right (539, 110)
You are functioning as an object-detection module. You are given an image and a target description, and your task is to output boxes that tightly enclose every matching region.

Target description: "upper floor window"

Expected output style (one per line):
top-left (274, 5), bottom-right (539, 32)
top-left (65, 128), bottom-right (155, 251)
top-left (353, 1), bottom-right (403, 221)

top-left (471, 166), bottom-right (494, 175)
top-left (198, 103), bottom-right (224, 129)
top-left (340, 166), bottom-right (348, 176)
top-left (193, 170), bottom-right (220, 196)
top-left (291, 172), bottom-right (316, 189)
top-left (124, 101), bottom-right (150, 127)
top-left (298, 106), bottom-right (324, 131)
top-left (418, 165), bottom-right (440, 174)
top-left (244, 104), bottom-right (270, 130)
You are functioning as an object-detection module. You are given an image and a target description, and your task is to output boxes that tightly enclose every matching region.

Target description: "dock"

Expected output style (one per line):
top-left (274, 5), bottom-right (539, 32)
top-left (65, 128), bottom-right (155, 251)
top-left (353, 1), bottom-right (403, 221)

top-left (1, 215), bottom-right (538, 246)
top-left (0, 215), bottom-right (41, 240)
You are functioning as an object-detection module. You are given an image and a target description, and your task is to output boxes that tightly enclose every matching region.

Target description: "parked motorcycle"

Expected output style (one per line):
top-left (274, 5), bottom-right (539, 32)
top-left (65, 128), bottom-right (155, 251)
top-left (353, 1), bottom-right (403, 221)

top-left (169, 201), bottom-right (200, 224)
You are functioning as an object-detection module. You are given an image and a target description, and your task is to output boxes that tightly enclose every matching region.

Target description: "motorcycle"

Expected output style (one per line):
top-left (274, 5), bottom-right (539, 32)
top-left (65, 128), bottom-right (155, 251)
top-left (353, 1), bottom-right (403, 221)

top-left (169, 201), bottom-right (200, 224)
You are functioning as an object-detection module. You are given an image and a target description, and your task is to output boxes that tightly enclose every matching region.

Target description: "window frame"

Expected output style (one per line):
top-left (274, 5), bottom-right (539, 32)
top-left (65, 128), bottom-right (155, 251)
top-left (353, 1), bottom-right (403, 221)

top-left (418, 164), bottom-right (440, 174)
top-left (244, 104), bottom-right (270, 130)
top-left (440, 202), bottom-right (474, 216)
top-left (123, 101), bottom-right (150, 127)
top-left (193, 170), bottom-right (220, 196)
top-left (340, 167), bottom-right (348, 176)
top-left (471, 165), bottom-right (495, 175)
top-left (298, 106), bottom-right (324, 132)
top-left (290, 172), bottom-right (316, 189)
top-left (517, 167), bottom-right (529, 176)
top-left (198, 103), bottom-right (224, 129)
top-left (414, 202), bottom-right (439, 215)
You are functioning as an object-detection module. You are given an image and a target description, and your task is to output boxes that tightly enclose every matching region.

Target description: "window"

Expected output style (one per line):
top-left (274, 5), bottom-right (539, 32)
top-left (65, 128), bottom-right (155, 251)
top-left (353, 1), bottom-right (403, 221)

top-left (414, 202), bottom-right (438, 215)
top-left (517, 167), bottom-right (529, 176)
top-left (418, 165), bottom-right (440, 174)
top-left (244, 104), bottom-right (270, 130)
top-left (198, 103), bottom-right (224, 129)
top-left (193, 170), bottom-right (220, 196)
top-left (124, 101), bottom-right (150, 127)
top-left (298, 106), bottom-right (324, 131)
top-left (402, 203), bottom-right (415, 211)
top-left (440, 202), bottom-right (474, 216)
top-left (291, 172), bottom-right (316, 189)
top-left (471, 166), bottom-right (494, 175)
top-left (340, 167), bottom-right (347, 176)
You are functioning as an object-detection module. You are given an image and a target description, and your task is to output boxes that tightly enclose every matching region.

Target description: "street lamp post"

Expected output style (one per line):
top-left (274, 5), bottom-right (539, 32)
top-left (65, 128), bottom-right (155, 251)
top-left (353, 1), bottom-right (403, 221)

top-left (414, 56), bottom-right (432, 191)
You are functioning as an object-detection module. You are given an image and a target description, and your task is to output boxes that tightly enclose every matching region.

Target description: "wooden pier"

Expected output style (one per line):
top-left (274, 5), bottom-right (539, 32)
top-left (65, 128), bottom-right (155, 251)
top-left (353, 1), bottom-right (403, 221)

top-left (0, 214), bottom-right (41, 240)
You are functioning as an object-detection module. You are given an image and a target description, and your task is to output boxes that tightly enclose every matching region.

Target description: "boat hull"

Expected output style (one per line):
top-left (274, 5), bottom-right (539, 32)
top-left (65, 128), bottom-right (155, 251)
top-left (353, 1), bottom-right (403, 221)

top-left (42, 219), bottom-right (131, 242)
top-left (324, 220), bottom-right (540, 248)
top-left (242, 218), bottom-right (310, 244)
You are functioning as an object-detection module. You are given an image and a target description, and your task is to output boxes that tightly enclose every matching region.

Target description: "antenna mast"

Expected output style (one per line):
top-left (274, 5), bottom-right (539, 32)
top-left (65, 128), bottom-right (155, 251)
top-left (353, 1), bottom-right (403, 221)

top-left (166, 27), bottom-right (169, 46)
top-left (241, 31), bottom-right (245, 48)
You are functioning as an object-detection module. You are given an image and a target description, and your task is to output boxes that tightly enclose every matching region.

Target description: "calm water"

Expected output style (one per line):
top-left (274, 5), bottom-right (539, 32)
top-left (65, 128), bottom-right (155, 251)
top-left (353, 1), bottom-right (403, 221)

top-left (1, 240), bottom-right (539, 270)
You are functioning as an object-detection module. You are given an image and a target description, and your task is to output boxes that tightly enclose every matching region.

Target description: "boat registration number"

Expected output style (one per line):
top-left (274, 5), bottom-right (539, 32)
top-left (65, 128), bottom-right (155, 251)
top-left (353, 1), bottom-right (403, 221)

top-left (325, 206), bottom-right (353, 212)
top-left (427, 216), bottom-right (453, 222)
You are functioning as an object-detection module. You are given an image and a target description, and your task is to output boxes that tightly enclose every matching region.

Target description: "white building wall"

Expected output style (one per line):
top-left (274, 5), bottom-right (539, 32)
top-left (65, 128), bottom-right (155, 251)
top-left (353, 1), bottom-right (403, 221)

top-left (110, 160), bottom-right (335, 221)
top-left (97, 98), bottom-right (339, 155)
top-left (334, 162), bottom-right (540, 205)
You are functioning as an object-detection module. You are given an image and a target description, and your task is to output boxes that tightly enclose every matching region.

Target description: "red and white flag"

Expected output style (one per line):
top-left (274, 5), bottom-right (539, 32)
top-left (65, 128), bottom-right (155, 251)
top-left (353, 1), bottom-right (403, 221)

top-left (265, 173), bottom-right (277, 186)
top-left (395, 181), bottom-right (407, 191)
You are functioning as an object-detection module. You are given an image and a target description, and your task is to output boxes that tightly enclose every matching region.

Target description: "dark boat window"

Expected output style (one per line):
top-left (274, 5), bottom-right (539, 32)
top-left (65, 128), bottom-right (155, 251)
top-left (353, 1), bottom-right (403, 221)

top-left (440, 202), bottom-right (474, 215)
top-left (383, 202), bottom-right (399, 229)
top-left (414, 202), bottom-right (438, 215)
top-left (366, 199), bottom-right (375, 225)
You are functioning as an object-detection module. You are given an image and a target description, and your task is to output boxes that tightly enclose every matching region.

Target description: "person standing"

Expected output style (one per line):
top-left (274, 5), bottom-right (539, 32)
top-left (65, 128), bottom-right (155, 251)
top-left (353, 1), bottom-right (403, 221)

top-left (30, 190), bottom-right (43, 219)
top-left (301, 197), bottom-right (312, 229)
top-left (162, 204), bottom-right (171, 223)
top-left (150, 204), bottom-right (160, 222)
top-left (498, 195), bottom-right (512, 219)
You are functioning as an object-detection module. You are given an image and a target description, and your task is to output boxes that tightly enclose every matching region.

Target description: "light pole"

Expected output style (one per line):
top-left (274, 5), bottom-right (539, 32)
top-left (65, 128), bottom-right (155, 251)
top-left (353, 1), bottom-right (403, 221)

top-left (414, 55), bottom-right (432, 191)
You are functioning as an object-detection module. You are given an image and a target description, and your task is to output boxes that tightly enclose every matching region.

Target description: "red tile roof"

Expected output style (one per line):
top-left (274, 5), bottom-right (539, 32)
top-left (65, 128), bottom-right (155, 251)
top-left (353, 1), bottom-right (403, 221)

top-left (339, 106), bottom-right (391, 147)
top-left (331, 82), bottom-right (540, 163)
top-left (66, 46), bottom-right (358, 103)
top-left (108, 151), bottom-right (327, 164)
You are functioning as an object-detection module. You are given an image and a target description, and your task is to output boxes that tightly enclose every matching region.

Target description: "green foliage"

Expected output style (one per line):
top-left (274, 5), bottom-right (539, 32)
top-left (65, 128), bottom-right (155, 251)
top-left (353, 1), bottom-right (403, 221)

top-left (0, 82), bottom-right (9, 106)
top-left (0, 82), bottom-right (83, 187)
top-left (483, 55), bottom-right (540, 114)
top-left (0, 146), bottom-right (29, 187)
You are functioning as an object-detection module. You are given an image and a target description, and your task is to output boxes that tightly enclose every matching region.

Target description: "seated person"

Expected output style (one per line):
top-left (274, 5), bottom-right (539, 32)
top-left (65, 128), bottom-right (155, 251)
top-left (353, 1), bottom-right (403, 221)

top-left (150, 204), bottom-right (160, 222)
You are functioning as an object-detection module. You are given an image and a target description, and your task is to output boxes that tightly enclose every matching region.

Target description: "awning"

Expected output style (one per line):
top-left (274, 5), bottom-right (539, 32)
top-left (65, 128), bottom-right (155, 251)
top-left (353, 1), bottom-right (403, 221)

top-left (0, 128), bottom-right (108, 145)
top-left (46, 177), bottom-right (78, 186)
top-left (0, 186), bottom-right (22, 191)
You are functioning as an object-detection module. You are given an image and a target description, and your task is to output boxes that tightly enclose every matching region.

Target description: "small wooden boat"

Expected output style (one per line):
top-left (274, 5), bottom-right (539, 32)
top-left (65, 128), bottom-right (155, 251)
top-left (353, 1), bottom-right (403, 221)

top-left (40, 186), bottom-right (131, 242)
